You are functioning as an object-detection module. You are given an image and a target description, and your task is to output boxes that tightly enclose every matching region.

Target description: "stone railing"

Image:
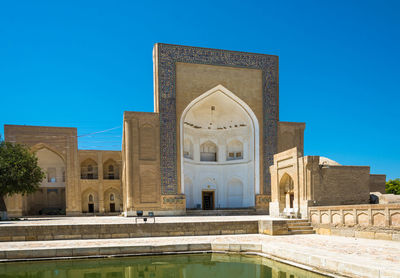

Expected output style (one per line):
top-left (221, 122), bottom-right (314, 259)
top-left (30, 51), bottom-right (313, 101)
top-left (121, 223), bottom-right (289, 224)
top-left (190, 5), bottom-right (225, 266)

top-left (309, 204), bottom-right (400, 227)
top-left (309, 204), bottom-right (400, 241)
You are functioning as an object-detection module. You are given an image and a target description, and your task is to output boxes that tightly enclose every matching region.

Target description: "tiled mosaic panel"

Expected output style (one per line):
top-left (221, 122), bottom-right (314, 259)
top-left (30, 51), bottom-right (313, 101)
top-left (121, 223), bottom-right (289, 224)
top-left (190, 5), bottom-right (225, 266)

top-left (157, 44), bottom-right (278, 195)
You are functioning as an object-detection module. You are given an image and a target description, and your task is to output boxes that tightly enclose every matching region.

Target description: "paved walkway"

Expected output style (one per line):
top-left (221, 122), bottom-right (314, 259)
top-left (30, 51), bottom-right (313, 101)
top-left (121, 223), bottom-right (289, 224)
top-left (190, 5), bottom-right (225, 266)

top-left (0, 234), bottom-right (399, 277)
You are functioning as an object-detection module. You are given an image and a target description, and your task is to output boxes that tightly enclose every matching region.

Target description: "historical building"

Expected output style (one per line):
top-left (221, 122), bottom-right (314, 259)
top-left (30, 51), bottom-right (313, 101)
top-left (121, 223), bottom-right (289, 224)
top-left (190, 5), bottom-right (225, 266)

top-left (3, 44), bottom-right (386, 218)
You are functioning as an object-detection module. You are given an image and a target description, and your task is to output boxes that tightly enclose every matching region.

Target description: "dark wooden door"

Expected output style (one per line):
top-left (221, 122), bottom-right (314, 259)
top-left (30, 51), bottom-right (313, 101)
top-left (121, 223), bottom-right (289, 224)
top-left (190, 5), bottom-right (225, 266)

top-left (88, 203), bottom-right (94, 213)
top-left (110, 203), bottom-right (115, 212)
top-left (202, 191), bottom-right (214, 210)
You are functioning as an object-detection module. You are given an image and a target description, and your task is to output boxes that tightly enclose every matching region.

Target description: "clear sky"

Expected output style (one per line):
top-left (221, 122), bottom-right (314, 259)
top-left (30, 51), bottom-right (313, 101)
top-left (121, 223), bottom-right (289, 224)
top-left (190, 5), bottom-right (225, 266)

top-left (0, 1), bottom-right (399, 180)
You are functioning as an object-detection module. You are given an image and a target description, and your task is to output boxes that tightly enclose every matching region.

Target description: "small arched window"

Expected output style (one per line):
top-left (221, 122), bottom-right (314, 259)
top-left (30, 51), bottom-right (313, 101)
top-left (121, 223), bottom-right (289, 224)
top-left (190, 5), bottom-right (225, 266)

top-left (88, 194), bottom-right (94, 203)
top-left (200, 141), bottom-right (218, 162)
top-left (110, 194), bottom-right (115, 202)
top-left (81, 159), bottom-right (98, 180)
top-left (227, 140), bottom-right (243, 160)
top-left (103, 159), bottom-right (118, 180)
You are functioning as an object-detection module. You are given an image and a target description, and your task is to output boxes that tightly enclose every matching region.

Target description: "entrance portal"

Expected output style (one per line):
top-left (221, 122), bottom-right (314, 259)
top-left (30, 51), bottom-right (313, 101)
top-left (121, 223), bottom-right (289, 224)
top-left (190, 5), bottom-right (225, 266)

top-left (202, 191), bottom-right (214, 210)
top-left (181, 85), bottom-right (260, 209)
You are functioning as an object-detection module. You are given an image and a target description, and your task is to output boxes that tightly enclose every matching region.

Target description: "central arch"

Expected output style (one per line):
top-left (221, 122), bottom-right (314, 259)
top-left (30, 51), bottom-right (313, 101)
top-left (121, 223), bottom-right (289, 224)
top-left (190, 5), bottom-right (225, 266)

top-left (180, 85), bottom-right (260, 209)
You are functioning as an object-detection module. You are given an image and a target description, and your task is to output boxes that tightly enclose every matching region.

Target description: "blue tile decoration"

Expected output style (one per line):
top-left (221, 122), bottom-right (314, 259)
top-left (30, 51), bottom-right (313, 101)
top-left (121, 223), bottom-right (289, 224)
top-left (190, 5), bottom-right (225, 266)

top-left (156, 44), bottom-right (278, 195)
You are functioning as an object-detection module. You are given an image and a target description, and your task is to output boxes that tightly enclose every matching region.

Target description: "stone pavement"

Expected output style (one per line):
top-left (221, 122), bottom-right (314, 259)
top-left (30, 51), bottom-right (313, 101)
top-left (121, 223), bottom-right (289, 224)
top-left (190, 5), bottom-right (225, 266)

top-left (0, 233), bottom-right (399, 277)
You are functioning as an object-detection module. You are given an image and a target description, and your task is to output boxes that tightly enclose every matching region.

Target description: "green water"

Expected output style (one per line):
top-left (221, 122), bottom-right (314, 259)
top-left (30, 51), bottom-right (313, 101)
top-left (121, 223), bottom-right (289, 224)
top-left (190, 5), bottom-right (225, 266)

top-left (0, 253), bottom-right (328, 278)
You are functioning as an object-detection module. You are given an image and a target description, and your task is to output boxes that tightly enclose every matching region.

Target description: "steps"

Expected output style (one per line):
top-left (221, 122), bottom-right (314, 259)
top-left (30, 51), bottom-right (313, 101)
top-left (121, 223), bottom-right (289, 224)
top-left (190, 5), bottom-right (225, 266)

top-left (287, 220), bottom-right (315, 235)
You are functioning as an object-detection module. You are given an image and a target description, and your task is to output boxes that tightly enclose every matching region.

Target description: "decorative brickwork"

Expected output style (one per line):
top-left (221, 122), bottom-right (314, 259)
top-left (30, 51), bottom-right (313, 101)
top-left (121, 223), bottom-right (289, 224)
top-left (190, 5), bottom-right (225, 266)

top-left (161, 195), bottom-right (186, 210)
top-left (256, 194), bottom-right (271, 210)
top-left (155, 44), bottom-right (279, 194)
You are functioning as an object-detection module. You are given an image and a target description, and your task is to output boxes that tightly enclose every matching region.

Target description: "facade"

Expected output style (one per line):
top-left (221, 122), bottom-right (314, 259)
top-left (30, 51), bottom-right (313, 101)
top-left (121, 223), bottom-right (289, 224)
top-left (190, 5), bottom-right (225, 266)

top-left (3, 44), bottom-right (386, 218)
top-left (269, 147), bottom-right (386, 218)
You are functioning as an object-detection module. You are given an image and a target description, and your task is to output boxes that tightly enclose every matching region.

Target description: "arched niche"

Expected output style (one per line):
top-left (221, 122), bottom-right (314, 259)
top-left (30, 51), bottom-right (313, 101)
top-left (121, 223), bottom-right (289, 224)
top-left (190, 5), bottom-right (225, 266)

top-left (227, 178), bottom-right (244, 208)
top-left (227, 139), bottom-right (243, 160)
top-left (35, 147), bottom-right (66, 186)
top-left (81, 189), bottom-right (99, 213)
top-left (180, 85), bottom-right (260, 209)
top-left (279, 173), bottom-right (294, 213)
top-left (103, 159), bottom-right (120, 180)
top-left (81, 158), bottom-right (98, 180)
top-left (104, 187), bottom-right (122, 213)
top-left (200, 140), bottom-right (218, 162)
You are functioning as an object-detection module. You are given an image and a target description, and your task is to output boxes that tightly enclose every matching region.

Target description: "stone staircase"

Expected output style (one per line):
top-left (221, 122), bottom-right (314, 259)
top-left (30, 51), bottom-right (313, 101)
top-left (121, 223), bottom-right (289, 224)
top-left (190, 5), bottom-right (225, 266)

top-left (287, 219), bottom-right (315, 235)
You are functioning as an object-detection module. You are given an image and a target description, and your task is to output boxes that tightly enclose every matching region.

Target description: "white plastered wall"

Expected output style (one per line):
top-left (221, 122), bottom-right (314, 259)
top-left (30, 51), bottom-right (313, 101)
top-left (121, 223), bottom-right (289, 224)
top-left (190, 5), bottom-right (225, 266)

top-left (180, 85), bottom-right (259, 209)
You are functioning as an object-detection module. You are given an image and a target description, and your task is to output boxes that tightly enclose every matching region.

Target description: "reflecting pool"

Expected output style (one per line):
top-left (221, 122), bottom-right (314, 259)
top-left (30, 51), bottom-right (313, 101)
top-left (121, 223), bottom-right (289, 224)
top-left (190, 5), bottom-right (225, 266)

top-left (0, 253), bottom-right (329, 278)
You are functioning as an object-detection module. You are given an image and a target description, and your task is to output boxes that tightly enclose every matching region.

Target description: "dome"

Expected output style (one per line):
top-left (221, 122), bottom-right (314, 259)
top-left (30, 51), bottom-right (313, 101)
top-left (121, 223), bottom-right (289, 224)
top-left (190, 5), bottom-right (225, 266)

top-left (319, 157), bottom-right (341, 166)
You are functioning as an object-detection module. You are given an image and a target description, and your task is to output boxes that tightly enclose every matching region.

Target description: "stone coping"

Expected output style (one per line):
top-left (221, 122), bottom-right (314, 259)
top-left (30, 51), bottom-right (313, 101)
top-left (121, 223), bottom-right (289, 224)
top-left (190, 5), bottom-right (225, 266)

top-left (315, 227), bottom-right (400, 241)
top-left (0, 220), bottom-right (259, 242)
top-left (310, 203), bottom-right (400, 210)
top-left (0, 215), bottom-right (279, 227)
top-left (0, 234), bottom-right (399, 278)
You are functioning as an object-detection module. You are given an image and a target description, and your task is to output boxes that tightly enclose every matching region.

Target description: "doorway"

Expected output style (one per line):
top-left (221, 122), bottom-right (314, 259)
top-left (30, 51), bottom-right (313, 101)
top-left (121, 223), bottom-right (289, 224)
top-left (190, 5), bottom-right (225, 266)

top-left (110, 203), bottom-right (115, 212)
top-left (88, 203), bottom-right (94, 213)
top-left (289, 193), bottom-right (294, 209)
top-left (202, 191), bottom-right (214, 210)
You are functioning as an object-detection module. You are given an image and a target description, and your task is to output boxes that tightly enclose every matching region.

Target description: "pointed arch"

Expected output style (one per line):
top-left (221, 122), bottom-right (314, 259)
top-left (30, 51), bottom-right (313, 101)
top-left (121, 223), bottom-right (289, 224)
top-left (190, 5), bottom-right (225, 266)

top-left (31, 143), bottom-right (65, 163)
top-left (81, 187), bottom-right (99, 213)
top-left (81, 158), bottom-right (98, 179)
top-left (227, 177), bottom-right (244, 208)
top-left (279, 173), bottom-right (295, 212)
top-left (180, 84), bottom-right (260, 194)
top-left (103, 158), bottom-right (119, 180)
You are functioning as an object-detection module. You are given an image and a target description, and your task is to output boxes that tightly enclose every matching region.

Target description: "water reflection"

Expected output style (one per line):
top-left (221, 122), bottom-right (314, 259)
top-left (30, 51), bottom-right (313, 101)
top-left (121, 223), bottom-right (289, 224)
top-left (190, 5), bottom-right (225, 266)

top-left (0, 253), bottom-right (328, 278)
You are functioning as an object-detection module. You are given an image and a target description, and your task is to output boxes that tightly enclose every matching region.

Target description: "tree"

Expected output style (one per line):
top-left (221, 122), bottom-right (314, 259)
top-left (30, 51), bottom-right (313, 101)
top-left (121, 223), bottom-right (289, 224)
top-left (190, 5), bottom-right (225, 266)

top-left (0, 139), bottom-right (45, 219)
top-left (385, 179), bottom-right (400, 195)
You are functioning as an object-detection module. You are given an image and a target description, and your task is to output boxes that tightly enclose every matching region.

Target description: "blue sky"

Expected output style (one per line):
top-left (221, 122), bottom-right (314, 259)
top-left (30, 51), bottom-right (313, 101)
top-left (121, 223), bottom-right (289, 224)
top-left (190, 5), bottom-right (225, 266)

top-left (0, 1), bottom-right (399, 179)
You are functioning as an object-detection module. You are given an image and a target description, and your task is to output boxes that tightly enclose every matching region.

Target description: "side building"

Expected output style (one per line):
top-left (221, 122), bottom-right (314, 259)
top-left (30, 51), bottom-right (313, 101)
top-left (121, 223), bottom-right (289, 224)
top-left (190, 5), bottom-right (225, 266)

top-left (4, 125), bottom-right (123, 216)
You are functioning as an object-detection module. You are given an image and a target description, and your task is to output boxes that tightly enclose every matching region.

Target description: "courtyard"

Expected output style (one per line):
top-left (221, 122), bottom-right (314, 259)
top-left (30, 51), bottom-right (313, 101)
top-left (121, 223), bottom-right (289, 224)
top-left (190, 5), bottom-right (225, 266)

top-left (0, 216), bottom-right (398, 277)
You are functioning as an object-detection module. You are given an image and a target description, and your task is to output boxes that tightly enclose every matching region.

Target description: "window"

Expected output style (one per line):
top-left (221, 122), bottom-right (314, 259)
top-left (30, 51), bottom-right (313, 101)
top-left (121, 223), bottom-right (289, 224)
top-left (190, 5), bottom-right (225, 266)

top-left (103, 160), bottom-right (119, 180)
top-left (110, 194), bottom-right (115, 202)
top-left (227, 140), bottom-right (243, 161)
top-left (47, 168), bottom-right (56, 183)
top-left (108, 165), bottom-right (115, 179)
top-left (81, 159), bottom-right (98, 179)
top-left (88, 194), bottom-right (94, 203)
top-left (200, 141), bottom-right (217, 162)
top-left (87, 165), bottom-right (94, 179)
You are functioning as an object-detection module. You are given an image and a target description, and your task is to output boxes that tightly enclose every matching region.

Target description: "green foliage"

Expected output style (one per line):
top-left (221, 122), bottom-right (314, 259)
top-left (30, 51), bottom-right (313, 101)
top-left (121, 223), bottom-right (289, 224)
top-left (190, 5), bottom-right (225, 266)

top-left (0, 140), bottom-right (45, 198)
top-left (385, 178), bottom-right (400, 195)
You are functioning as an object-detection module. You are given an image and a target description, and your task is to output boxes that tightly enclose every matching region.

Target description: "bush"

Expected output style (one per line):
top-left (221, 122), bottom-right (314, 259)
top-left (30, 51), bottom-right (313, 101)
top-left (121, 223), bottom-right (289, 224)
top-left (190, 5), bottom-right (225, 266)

top-left (385, 178), bottom-right (400, 195)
